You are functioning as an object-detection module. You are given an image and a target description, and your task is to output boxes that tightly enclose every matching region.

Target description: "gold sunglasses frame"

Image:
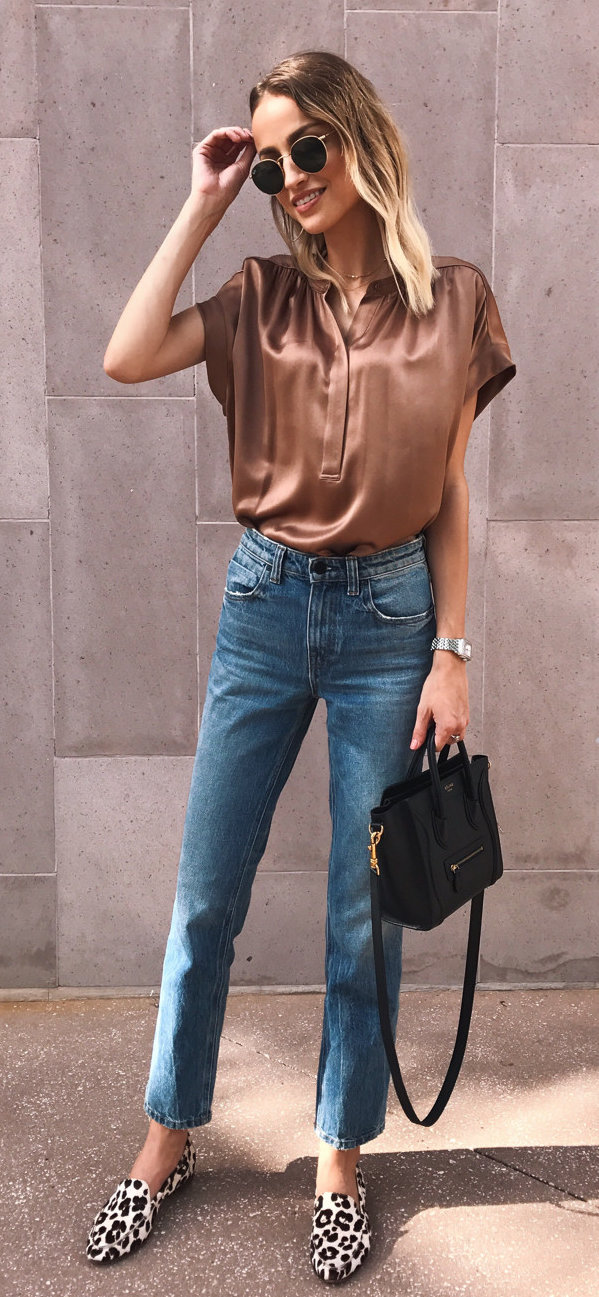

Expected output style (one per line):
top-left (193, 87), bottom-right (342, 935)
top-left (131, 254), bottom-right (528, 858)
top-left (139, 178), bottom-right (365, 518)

top-left (250, 131), bottom-right (332, 193)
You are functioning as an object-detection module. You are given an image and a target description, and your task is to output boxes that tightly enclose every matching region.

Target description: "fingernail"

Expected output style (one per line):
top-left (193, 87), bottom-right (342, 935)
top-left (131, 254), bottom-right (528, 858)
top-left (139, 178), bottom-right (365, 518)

top-left (410, 738), bottom-right (418, 748)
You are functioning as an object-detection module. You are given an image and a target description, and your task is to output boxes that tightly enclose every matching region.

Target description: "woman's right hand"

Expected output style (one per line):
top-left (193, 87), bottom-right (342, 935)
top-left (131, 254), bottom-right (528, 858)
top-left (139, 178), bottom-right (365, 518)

top-left (190, 126), bottom-right (256, 217)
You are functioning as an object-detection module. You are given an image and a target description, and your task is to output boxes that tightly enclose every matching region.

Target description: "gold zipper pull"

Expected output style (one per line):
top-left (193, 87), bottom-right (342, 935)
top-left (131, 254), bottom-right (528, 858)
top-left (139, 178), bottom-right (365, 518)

top-left (368, 824), bottom-right (383, 874)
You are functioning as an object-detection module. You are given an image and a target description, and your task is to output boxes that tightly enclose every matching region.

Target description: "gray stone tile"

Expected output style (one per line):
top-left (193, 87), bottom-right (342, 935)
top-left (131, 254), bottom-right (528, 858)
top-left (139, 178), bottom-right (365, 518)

top-left (47, 398), bottom-right (197, 754)
top-left (193, 2), bottom-right (344, 133)
top-left (36, 5), bottom-right (193, 395)
top-left (0, 1), bottom-right (37, 135)
top-left (230, 871), bottom-right (328, 986)
top-left (43, 0), bottom-right (181, 6)
top-left (55, 756), bottom-right (194, 986)
top-left (499, 0), bottom-right (599, 143)
top-left (479, 870), bottom-right (599, 985)
top-left (355, 0), bottom-right (496, 8)
top-left (484, 523), bottom-right (598, 869)
top-left (401, 901), bottom-right (475, 986)
top-left (346, 11), bottom-right (501, 262)
top-left (0, 876), bottom-right (56, 986)
top-left (0, 141), bottom-right (47, 518)
top-left (0, 522), bottom-right (54, 875)
top-left (488, 147), bottom-right (599, 521)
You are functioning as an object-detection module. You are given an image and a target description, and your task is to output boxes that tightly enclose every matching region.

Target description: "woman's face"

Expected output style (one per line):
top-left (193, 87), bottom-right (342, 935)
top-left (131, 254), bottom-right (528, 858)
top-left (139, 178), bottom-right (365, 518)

top-left (250, 92), bottom-right (362, 232)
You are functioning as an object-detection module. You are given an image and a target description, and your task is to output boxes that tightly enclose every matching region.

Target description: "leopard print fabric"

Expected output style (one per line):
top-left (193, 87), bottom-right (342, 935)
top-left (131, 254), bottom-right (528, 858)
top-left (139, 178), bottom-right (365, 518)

top-left (310, 1161), bottom-right (371, 1282)
top-left (86, 1133), bottom-right (196, 1263)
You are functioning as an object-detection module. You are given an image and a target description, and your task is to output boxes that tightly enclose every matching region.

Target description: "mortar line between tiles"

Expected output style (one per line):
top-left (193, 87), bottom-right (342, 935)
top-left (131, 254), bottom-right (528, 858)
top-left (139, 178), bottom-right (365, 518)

top-left (472, 1147), bottom-right (588, 1203)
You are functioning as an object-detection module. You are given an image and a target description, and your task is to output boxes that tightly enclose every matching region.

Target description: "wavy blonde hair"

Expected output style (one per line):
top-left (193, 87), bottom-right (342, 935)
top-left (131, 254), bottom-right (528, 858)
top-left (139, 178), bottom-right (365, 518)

top-left (248, 49), bottom-right (440, 317)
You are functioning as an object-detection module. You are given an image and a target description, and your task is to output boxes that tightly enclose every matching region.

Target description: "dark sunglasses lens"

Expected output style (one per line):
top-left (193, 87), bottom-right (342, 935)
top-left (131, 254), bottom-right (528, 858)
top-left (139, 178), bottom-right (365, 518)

top-left (250, 136), bottom-right (327, 193)
top-left (251, 161), bottom-right (284, 194)
top-left (291, 136), bottom-right (327, 172)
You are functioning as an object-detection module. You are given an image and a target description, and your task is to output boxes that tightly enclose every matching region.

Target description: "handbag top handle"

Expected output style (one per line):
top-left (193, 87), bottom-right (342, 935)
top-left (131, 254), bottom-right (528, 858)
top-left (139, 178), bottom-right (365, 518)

top-left (406, 720), bottom-right (477, 823)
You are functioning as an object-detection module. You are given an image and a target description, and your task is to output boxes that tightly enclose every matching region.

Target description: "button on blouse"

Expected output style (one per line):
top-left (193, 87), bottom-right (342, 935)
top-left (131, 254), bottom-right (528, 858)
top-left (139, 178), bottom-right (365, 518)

top-left (195, 253), bottom-right (516, 556)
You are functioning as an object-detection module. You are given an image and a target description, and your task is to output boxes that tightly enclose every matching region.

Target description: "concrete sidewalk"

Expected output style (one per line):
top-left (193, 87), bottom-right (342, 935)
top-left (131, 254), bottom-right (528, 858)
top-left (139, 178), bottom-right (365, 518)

top-left (1, 988), bottom-right (597, 1297)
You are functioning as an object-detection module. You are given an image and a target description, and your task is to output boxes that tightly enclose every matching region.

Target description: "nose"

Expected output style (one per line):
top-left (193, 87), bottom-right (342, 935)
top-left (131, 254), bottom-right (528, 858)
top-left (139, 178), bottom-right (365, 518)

top-left (281, 155), bottom-right (308, 192)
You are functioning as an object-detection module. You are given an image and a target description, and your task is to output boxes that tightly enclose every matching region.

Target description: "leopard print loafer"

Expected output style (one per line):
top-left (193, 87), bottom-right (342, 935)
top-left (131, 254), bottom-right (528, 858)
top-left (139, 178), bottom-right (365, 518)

top-left (310, 1160), bottom-right (371, 1283)
top-left (86, 1132), bottom-right (196, 1263)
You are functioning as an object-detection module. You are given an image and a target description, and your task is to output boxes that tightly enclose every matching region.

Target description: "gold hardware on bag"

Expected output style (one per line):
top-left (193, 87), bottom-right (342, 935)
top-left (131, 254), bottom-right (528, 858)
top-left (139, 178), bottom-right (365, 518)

top-left (449, 844), bottom-right (485, 872)
top-left (368, 824), bottom-right (383, 874)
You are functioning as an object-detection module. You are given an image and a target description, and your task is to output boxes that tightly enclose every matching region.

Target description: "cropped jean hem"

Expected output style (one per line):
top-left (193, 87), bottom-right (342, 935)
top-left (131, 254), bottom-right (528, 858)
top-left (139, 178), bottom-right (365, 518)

top-left (143, 1100), bottom-right (212, 1131)
top-left (313, 1120), bottom-right (385, 1150)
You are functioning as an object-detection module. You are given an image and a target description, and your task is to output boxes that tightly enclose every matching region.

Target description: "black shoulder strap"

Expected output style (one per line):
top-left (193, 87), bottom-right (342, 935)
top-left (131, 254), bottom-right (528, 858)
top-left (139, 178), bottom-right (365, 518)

top-left (369, 868), bottom-right (484, 1125)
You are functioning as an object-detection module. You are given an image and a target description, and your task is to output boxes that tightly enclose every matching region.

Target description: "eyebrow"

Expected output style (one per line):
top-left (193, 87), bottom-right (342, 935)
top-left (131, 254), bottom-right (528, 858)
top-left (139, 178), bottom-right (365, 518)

top-left (257, 120), bottom-right (325, 160)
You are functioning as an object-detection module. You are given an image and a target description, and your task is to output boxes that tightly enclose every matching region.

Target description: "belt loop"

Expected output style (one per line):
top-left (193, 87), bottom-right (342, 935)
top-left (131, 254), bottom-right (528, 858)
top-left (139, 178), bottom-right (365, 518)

top-left (269, 541), bottom-right (285, 583)
top-left (346, 554), bottom-right (359, 595)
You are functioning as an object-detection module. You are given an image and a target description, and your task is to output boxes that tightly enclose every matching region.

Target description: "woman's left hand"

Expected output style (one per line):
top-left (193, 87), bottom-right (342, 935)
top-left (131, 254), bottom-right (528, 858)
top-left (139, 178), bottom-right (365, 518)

top-left (409, 657), bottom-right (469, 752)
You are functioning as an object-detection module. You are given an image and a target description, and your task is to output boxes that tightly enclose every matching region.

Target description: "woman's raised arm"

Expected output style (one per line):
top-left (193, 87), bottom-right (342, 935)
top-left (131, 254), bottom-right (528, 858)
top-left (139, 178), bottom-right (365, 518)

top-left (103, 127), bottom-right (255, 384)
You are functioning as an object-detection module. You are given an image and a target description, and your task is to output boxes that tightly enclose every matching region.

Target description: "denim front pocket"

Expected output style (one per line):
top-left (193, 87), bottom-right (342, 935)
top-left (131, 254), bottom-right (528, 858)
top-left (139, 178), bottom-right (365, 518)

top-left (362, 558), bottom-right (435, 624)
top-left (224, 547), bottom-right (271, 600)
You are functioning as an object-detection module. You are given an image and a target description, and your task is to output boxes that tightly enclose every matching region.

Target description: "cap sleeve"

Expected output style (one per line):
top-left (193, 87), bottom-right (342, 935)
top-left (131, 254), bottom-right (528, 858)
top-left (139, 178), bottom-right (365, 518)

top-left (195, 265), bottom-right (244, 415)
top-left (464, 269), bottom-right (516, 420)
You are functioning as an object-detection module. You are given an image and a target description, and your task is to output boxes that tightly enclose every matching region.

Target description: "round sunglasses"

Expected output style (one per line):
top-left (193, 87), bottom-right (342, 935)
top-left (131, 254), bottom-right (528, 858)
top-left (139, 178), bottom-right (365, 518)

top-left (251, 131), bottom-right (332, 195)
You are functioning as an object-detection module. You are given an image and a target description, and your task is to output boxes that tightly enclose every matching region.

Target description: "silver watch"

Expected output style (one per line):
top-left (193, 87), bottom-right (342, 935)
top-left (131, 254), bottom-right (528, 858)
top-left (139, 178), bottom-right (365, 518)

top-left (431, 636), bottom-right (472, 662)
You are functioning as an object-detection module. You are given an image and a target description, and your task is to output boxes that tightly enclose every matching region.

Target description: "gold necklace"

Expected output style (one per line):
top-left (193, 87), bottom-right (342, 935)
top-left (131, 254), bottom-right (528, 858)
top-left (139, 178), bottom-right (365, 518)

top-left (317, 252), bottom-right (389, 281)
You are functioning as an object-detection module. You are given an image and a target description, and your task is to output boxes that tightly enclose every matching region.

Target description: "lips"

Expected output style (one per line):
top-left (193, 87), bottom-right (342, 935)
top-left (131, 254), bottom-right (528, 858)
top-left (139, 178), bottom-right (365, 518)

top-left (293, 187), bottom-right (325, 210)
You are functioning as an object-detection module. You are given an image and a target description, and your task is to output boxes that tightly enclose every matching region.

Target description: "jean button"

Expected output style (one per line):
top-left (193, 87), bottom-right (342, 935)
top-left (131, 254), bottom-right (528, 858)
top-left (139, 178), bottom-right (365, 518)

top-left (312, 559), bottom-right (327, 573)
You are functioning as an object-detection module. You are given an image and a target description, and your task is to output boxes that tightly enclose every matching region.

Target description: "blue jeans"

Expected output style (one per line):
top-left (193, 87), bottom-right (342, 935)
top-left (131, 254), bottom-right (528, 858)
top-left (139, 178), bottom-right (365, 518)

top-left (143, 526), bottom-right (436, 1148)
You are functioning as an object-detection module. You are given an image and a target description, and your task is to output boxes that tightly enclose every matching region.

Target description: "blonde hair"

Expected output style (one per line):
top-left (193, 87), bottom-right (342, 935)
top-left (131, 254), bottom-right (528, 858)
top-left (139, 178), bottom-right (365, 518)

top-left (248, 50), bottom-right (440, 317)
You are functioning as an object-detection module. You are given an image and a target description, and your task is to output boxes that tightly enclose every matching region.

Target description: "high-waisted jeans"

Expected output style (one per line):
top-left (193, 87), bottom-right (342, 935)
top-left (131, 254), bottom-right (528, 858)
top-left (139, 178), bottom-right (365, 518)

top-left (143, 525), bottom-right (436, 1148)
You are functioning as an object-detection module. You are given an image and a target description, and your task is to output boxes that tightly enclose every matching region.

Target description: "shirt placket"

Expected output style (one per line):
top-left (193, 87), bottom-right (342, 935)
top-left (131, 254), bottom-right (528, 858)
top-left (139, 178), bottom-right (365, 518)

top-left (318, 294), bottom-right (384, 479)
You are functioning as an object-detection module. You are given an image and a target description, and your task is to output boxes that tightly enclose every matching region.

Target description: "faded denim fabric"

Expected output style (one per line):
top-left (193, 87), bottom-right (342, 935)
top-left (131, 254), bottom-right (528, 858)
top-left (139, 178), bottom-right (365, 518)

top-left (144, 526), bottom-right (435, 1147)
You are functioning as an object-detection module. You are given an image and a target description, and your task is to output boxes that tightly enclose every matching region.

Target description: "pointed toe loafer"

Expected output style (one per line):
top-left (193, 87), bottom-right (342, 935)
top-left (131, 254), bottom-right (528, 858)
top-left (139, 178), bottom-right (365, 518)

top-left (86, 1132), bottom-right (196, 1263)
top-left (310, 1161), bottom-right (371, 1283)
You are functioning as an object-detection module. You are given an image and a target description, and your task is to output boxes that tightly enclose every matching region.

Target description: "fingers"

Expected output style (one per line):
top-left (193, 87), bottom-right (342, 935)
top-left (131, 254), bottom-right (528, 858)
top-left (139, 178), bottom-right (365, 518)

top-left (197, 127), bottom-right (253, 145)
top-left (410, 714), bottom-right (468, 752)
top-left (409, 701), bottom-right (429, 750)
top-left (193, 128), bottom-right (254, 159)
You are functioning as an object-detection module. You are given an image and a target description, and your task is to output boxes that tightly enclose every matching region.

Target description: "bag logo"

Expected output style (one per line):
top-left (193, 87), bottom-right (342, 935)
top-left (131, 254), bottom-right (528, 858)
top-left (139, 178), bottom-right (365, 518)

top-left (443, 782), bottom-right (454, 791)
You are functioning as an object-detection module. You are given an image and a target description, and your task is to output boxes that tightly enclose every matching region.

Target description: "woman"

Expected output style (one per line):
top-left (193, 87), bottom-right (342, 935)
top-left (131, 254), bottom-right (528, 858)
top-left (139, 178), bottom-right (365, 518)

top-left (86, 49), bottom-right (515, 1281)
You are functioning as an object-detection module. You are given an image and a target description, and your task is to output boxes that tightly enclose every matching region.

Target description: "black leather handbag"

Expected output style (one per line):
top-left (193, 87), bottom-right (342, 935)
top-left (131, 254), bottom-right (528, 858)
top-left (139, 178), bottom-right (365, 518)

top-left (368, 718), bottom-right (503, 1125)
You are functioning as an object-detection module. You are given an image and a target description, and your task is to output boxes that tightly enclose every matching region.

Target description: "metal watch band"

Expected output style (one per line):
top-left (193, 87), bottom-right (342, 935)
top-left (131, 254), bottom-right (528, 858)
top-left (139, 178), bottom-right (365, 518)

top-left (430, 636), bottom-right (472, 662)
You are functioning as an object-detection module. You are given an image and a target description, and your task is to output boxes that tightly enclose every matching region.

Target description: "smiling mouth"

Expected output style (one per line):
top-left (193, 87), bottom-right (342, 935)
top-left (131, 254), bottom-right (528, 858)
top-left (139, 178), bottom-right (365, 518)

top-left (293, 188), bottom-right (326, 212)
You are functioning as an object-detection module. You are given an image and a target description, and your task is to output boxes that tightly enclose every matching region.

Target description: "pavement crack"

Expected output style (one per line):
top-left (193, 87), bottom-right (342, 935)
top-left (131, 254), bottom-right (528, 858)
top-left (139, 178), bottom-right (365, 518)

top-left (473, 1148), bottom-right (588, 1203)
top-left (220, 1032), bottom-right (314, 1078)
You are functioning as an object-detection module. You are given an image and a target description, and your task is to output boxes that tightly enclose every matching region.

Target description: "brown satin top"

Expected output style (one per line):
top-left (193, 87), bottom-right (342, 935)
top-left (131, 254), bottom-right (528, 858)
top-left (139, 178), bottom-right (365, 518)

top-left (195, 252), bottom-right (516, 556)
